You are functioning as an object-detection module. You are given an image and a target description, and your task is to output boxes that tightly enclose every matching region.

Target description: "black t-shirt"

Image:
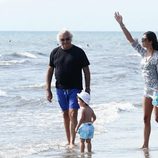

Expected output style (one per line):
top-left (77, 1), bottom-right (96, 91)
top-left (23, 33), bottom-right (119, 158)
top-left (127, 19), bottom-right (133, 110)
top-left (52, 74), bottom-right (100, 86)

top-left (49, 45), bottom-right (90, 89)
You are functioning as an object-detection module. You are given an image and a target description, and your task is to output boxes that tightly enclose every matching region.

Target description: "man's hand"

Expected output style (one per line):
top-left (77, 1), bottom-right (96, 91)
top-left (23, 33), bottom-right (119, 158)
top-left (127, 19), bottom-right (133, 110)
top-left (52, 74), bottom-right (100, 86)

top-left (85, 88), bottom-right (90, 94)
top-left (46, 90), bottom-right (53, 102)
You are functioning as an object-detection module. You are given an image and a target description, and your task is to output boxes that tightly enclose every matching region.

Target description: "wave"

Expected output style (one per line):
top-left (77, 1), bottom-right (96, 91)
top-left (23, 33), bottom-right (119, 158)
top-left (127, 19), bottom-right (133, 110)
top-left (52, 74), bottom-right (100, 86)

top-left (36, 52), bottom-right (47, 56)
top-left (91, 102), bottom-right (136, 133)
top-left (0, 59), bottom-right (28, 66)
top-left (0, 89), bottom-right (7, 97)
top-left (0, 102), bottom-right (137, 157)
top-left (0, 51), bottom-right (44, 66)
top-left (19, 83), bottom-right (46, 89)
top-left (0, 51), bottom-right (38, 59)
top-left (15, 52), bottom-right (37, 58)
top-left (0, 100), bottom-right (138, 157)
top-left (0, 140), bottom-right (67, 158)
top-left (0, 95), bottom-right (138, 131)
top-left (127, 53), bottom-right (141, 57)
top-left (16, 82), bottom-right (56, 90)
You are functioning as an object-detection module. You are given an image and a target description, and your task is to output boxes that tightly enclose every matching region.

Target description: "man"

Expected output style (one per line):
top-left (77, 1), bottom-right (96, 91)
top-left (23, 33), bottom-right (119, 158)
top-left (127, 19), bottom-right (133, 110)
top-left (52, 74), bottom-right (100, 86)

top-left (46, 29), bottom-right (90, 147)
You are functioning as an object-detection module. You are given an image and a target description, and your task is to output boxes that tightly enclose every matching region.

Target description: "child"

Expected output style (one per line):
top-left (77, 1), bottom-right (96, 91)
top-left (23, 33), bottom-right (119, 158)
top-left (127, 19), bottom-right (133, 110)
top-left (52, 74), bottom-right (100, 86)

top-left (75, 91), bottom-right (96, 153)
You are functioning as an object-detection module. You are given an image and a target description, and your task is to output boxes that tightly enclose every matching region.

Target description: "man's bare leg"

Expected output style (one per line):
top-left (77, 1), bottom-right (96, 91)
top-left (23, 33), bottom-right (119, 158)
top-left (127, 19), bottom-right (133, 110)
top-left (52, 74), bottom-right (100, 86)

top-left (63, 110), bottom-right (70, 145)
top-left (69, 109), bottom-right (78, 147)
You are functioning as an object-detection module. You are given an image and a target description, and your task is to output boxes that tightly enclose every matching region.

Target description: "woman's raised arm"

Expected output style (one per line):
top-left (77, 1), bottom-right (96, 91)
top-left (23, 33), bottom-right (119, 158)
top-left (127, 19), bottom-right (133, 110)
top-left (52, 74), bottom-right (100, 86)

top-left (114, 12), bottom-right (134, 43)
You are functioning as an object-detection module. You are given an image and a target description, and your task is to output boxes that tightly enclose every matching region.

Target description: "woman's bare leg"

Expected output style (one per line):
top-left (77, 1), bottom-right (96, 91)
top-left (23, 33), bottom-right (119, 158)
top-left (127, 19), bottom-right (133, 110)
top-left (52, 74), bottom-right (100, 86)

top-left (142, 97), bottom-right (153, 148)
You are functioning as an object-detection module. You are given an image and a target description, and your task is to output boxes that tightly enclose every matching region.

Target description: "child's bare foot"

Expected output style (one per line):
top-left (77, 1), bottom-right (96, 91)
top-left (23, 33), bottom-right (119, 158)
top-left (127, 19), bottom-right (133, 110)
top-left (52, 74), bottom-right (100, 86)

top-left (86, 152), bottom-right (92, 156)
top-left (80, 152), bottom-right (85, 157)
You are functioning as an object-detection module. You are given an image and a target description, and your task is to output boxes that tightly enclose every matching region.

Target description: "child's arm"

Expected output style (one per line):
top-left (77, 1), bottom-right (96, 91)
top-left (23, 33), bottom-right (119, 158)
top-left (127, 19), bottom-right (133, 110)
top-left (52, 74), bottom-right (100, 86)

top-left (75, 109), bottom-right (85, 133)
top-left (91, 110), bottom-right (96, 123)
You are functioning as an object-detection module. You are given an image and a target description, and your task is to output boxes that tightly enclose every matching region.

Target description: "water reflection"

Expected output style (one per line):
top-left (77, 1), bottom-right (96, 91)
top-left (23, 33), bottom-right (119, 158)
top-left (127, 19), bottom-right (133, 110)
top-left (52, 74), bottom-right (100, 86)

top-left (143, 148), bottom-right (150, 158)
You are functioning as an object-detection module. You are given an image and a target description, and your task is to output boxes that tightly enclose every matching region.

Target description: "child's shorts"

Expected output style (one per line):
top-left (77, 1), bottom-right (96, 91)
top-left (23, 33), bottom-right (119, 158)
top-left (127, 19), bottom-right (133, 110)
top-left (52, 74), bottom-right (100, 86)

top-left (78, 122), bottom-right (94, 140)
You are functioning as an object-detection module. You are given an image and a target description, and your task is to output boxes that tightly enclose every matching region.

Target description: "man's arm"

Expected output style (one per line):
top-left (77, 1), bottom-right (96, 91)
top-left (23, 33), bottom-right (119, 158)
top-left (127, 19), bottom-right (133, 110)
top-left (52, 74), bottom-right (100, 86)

top-left (83, 66), bottom-right (90, 94)
top-left (46, 66), bottom-right (54, 102)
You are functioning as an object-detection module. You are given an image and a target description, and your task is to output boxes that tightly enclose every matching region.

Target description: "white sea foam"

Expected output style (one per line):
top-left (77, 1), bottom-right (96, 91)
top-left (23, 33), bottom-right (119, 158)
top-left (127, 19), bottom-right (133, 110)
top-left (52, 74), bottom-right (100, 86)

top-left (16, 52), bottom-right (37, 58)
top-left (127, 53), bottom-right (141, 57)
top-left (0, 141), bottom-right (66, 158)
top-left (88, 102), bottom-right (136, 133)
top-left (18, 82), bottom-right (56, 89)
top-left (19, 83), bottom-right (45, 89)
top-left (0, 59), bottom-right (27, 65)
top-left (0, 90), bottom-right (7, 96)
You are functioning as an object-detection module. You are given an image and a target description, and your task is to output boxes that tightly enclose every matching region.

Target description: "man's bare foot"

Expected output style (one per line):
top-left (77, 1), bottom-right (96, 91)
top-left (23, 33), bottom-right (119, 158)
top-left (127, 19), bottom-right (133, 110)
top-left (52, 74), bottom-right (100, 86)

top-left (69, 143), bottom-right (77, 149)
top-left (65, 143), bottom-right (70, 146)
top-left (63, 142), bottom-right (70, 149)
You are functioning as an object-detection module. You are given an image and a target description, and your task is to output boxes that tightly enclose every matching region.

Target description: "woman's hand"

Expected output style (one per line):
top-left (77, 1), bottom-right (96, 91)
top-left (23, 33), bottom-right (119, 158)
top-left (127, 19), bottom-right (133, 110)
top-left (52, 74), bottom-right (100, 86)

top-left (114, 12), bottom-right (123, 24)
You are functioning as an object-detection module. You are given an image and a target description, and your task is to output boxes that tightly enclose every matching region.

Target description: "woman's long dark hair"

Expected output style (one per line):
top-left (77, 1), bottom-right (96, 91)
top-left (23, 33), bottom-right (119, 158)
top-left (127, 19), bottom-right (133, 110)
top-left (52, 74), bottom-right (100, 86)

top-left (144, 31), bottom-right (158, 50)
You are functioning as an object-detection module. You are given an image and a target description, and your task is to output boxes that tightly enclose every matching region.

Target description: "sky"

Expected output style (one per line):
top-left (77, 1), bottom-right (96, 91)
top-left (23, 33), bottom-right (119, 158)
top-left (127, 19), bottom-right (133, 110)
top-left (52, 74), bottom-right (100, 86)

top-left (0, 0), bottom-right (158, 31)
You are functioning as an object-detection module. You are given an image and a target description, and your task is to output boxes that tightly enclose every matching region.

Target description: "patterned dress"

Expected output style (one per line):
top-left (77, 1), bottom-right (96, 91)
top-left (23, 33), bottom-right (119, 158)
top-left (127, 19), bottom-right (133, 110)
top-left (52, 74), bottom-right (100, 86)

top-left (131, 40), bottom-right (158, 98)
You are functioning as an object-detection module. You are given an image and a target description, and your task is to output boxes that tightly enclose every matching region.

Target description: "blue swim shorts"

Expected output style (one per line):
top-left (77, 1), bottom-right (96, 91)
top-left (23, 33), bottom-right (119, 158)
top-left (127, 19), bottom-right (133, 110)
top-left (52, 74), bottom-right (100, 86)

top-left (78, 122), bottom-right (94, 140)
top-left (56, 88), bottom-right (81, 111)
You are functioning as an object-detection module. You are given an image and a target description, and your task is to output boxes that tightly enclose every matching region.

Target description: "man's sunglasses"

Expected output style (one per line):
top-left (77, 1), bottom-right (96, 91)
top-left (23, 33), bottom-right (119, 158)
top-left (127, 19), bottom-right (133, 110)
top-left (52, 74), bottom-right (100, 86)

top-left (60, 37), bottom-right (71, 42)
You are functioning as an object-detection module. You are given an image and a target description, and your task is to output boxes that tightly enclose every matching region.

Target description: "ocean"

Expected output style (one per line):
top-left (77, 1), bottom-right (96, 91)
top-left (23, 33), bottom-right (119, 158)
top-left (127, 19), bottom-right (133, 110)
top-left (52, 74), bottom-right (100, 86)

top-left (0, 31), bottom-right (158, 158)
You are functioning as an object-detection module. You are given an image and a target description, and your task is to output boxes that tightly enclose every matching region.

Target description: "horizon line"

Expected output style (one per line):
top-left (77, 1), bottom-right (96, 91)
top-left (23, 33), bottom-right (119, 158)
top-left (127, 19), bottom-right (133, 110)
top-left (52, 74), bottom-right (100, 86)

top-left (0, 30), bottom-right (148, 32)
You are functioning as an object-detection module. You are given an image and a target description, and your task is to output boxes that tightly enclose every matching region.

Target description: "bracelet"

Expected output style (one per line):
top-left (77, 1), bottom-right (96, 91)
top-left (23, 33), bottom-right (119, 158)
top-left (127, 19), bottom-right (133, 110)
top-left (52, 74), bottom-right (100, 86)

top-left (120, 24), bottom-right (125, 28)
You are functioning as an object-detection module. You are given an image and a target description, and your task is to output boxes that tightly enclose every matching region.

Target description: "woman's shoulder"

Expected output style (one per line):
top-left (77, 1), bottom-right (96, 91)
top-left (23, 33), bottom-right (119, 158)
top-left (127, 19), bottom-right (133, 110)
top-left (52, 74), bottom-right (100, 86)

top-left (131, 38), bottom-right (141, 48)
top-left (131, 38), bottom-right (147, 56)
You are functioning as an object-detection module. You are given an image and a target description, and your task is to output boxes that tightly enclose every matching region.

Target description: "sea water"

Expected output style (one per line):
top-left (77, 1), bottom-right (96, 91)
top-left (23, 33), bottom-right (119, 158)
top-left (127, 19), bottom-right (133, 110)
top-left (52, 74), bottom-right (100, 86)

top-left (0, 31), bottom-right (158, 158)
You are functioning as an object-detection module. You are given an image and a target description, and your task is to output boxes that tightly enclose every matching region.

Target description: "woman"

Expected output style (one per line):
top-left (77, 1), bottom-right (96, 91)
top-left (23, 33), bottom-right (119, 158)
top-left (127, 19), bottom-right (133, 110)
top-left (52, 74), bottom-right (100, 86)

top-left (114, 12), bottom-right (158, 149)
